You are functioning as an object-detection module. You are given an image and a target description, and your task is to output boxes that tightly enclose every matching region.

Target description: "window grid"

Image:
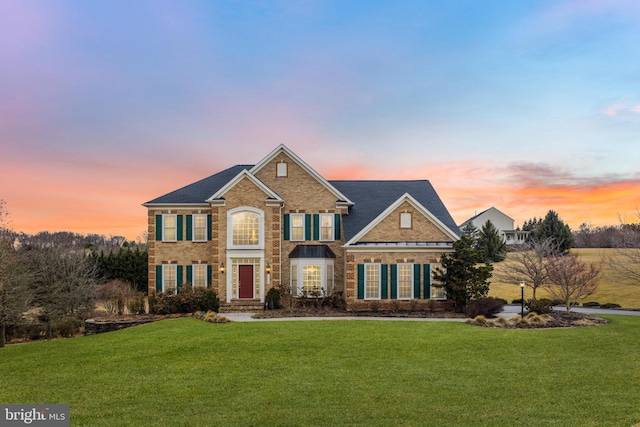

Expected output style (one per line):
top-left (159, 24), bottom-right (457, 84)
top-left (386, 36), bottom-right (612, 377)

top-left (193, 215), bottom-right (207, 241)
top-left (163, 265), bottom-right (176, 292)
top-left (320, 214), bottom-right (333, 241)
top-left (365, 264), bottom-right (380, 299)
top-left (232, 212), bottom-right (259, 246)
top-left (302, 265), bottom-right (322, 295)
top-left (398, 264), bottom-right (413, 299)
top-left (431, 263), bottom-right (446, 299)
top-left (163, 215), bottom-right (177, 241)
top-left (193, 264), bottom-right (207, 287)
top-left (291, 265), bottom-right (298, 294)
top-left (291, 214), bottom-right (304, 241)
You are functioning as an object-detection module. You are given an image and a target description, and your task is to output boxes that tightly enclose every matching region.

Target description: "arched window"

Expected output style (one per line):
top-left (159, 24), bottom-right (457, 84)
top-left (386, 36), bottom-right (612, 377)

top-left (228, 209), bottom-right (263, 249)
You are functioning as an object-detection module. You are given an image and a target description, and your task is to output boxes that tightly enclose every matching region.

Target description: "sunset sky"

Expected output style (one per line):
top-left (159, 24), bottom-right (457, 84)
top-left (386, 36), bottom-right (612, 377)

top-left (2, 0), bottom-right (639, 240)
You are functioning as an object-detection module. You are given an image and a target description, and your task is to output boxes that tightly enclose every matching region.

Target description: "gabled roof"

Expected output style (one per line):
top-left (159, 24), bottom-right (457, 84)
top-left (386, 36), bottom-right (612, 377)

top-left (460, 207), bottom-right (514, 227)
top-left (251, 145), bottom-right (354, 206)
top-left (330, 180), bottom-right (461, 242)
top-left (143, 165), bottom-right (253, 206)
top-left (206, 169), bottom-right (284, 203)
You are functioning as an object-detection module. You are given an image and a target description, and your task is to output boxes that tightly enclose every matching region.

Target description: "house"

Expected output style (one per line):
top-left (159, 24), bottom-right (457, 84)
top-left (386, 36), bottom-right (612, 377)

top-left (459, 207), bottom-right (528, 245)
top-left (143, 145), bottom-right (461, 311)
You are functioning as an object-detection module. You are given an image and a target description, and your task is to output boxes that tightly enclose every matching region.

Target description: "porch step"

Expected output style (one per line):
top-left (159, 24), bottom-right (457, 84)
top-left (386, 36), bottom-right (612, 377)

top-left (219, 300), bottom-right (265, 313)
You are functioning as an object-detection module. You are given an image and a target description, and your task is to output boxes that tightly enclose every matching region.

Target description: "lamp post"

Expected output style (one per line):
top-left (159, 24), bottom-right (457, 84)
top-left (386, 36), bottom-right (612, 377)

top-left (520, 281), bottom-right (525, 318)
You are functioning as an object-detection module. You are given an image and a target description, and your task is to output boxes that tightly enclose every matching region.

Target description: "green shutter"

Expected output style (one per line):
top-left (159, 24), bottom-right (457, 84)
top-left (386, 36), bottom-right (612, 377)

top-left (357, 264), bottom-right (365, 299)
top-left (155, 215), bottom-right (162, 241)
top-left (207, 265), bottom-right (212, 288)
top-left (313, 214), bottom-right (320, 240)
top-left (177, 216), bottom-right (183, 241)
top-left (186, 215), bottom-right (193, 241)
top-left (424, 264), bottom-right (431, 299)
top-left (381, 264), bottom-right (388, 299)
top-left (156, 265), bottom-right (162, 292)
top-left (186, 265), bottom-right (193, 285)
top-left (334, 214), bottom-right (341, 240)
top-left (413, 264), bottom-right (421, 299)
top-left (177, 265), bottom-right (183, 289)
top-left (390, 265), bottom-right (398, 299)
top-left (305, 214), bottom-right (312, 241)
top-left (207, 215), bottom-right (212, 241)
top-left (283, 214), bottom-right (290, 241)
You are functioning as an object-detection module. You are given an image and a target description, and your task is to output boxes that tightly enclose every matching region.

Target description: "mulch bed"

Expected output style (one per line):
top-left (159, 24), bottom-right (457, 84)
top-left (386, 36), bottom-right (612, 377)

top-left (468, 311), bottom-right (611, 329)
top-left (253, 308), bottom-right (466, 319)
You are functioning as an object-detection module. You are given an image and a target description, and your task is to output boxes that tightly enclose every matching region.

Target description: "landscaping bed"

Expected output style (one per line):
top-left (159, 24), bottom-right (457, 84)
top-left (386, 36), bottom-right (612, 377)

top-left (253, 307), bottom-right (466, 319)
top-left (468, 311), bottom-right (610, 328)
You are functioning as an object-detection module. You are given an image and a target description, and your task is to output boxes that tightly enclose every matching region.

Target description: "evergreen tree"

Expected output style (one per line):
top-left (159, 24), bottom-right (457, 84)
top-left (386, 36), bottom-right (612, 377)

top-left (530, 210), bottom-right (575, 253)
top-left (477, 220), bottom-right (507, 263)
top-left (433, 235), bottom-right (493, 311)
top-left (460, 222), bottom-right (479, 238)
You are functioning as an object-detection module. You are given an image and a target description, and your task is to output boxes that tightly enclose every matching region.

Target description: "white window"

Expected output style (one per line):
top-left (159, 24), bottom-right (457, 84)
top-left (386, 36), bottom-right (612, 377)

top-left (163, 214), bottom-right (177, 241)
top-left (290, 259), bottom-right (334, 297)
top-left (232, 211), bottom-right (260, 246)
top-left (193, 214), bottom-right (207, 242)
top-left (365, 264), bottom-right (380, 299)
top-left (320, 214), bottom-right (334, 241)
top-left (398, 263), bottom-right (413, 299)
top-left (192, 264), bottom-right (208, 287)
top-left (163, 265), bottom-right (177, 293)
top-left (400, 212), bottom-right (412, 229)
top-left (430, 263), bottom-right (446, 299)
top-left (277, 162), bottom-right (288, 177)
top-left (290, 214), bottom-right (305, 241)
top-left (302, 265), bottom-right (322, 295)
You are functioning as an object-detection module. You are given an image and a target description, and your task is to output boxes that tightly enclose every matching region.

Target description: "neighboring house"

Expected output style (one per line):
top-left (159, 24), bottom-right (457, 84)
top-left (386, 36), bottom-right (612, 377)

top-left (459, 207), bottom-right (528, 245)
top-left (143, 145), bottom-right (460, 311)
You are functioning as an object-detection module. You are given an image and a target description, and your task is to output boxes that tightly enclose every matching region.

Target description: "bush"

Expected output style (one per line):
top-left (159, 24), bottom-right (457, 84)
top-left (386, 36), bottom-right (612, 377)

top-left (525, 298), bottom-right (554, 314)
top-left (465, 297), bottom-right (505, 318)
top-left (512, 298), bottom-right (523, 304)
top-left (127, 293), bottom-right (146, 314)
top-left (583, 301), bottom-right (600, 307)
top-left (200, 289), bottom-right (220, 313)
top-left (97, 280), bottom-right (135, 315)
top-left (601, 303), bottom-right (621, 309)
top-left (149, 287), bottom-right (220, 314)
top-left (265, 287), bottom-right (281, 310)
top-left (54, 317), bottom-right (83, 338)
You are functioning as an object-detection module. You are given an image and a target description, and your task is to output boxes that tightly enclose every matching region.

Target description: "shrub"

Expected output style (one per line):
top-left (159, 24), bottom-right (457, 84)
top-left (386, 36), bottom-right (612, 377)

top-left (128, 293), bottom-right (146, 314)
top-left (526, 312), bottom-right (547, 324)
top-left (54, 317), bottom-right (83, 338)
top-left (465, 297), bottom-right (505, 318)
top-left (601, 303), bottom-right (621, 309)
top-left (583, 301), bottom-right (600, 307)
top-left (525, 298), bottom-right (554, 314)
top-left (512, 298), bottom-right (523, 304)
top-left (200, 289), bottom-right (220, 312)
top-left (265, 287), bottom-right (281, 310)
top-left (97, 280), bottom-right (134, 315)
top-left (194, 311), bottom-right (229, 323)
top-left (472, 315), bottom-right (488, 324)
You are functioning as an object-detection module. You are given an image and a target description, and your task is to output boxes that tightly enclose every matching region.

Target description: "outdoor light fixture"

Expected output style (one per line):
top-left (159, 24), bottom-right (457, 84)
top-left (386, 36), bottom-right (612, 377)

top-left (220, 262), bottom-right (225, 274)
top-left (520, 281), bottom-right (525, 318)
top-left (266, 263), bottom-right (271, 273)
top-left (266, 263), bottom-right (271, 285)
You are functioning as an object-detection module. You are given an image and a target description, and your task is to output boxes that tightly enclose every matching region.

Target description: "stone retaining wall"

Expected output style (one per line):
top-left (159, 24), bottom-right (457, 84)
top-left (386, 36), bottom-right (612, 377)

top-left (84, 319), bottom-right (155, 336)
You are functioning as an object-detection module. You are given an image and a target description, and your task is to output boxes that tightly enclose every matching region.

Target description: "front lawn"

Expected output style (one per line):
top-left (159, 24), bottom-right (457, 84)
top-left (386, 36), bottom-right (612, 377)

top-left (1, 317), bottom-right (639, 426)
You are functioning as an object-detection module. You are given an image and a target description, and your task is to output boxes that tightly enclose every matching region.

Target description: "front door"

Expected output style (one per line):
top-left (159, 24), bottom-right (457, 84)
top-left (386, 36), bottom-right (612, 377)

top-left (238, 265), bottom-right (254, 299)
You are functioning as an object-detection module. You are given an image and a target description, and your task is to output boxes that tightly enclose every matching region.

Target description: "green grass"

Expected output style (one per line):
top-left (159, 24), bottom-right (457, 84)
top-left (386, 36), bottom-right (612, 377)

top-left (490, 248), bottom-right (640, 308)
top-left (2, 317), bottom-right (640, 426)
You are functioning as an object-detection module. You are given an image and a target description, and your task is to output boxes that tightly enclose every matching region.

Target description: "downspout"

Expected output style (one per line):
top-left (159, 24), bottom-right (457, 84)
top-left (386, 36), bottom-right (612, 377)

top-left (279, 202), bottom-right (284, 292)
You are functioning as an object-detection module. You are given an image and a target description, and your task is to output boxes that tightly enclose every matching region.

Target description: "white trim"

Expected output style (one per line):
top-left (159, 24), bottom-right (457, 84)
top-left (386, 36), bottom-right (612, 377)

top-left (162, 264), bottom-right (177, 293)
top-left (344, 193), bottom-right (460, 246)
top-left (192, 214), bottom-right (208, 242)
top-left (364, 263), bottom-right (381, 300)
top-left (227, 207), bottom-right (265, 250)
top-left (249, 144), bottom-right (354, 206)
top-left (162, 214), bottom-right (178, 242)
top-left (290, 258), bottom-right (335, 297)
top-left (206, 170), bottom-right (283, 203)
top-left (319, 213), bottom-right (335, 242)
top-left (289, 213), bottom-right (306, 242)
top-left (224, 251), bottom-right (265, 303)
top-left (396, 263), bottom-right (414, 300)
top-left (191, 264), bottom-right (208, 287)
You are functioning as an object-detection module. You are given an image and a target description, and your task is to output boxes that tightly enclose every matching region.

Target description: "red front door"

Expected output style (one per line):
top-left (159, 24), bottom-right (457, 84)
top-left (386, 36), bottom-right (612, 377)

top-left (238, 265), bottom-right (254, 299)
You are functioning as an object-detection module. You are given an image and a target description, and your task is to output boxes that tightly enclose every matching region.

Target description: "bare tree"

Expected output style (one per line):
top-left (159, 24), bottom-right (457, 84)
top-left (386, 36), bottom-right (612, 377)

top-left (28, 247), bottom-right (98, 339)
top-left (543, 254), bottom-right (602, 312)
top-left (497, 238), bottom-right (557, 299)
top-left (607, 214), bottom-right (640, 286)
top-left (0, 240), bottom-right (32, 347)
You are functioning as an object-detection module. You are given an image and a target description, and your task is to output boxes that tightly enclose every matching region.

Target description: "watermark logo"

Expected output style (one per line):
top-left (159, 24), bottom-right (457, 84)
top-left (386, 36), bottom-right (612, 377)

top-left (1, 405), bottom-right (69, 426)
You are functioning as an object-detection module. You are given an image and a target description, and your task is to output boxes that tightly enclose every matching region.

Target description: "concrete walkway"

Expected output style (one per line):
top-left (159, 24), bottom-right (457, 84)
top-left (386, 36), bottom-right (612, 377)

top-left (223, 305), bottom-right (640, 322)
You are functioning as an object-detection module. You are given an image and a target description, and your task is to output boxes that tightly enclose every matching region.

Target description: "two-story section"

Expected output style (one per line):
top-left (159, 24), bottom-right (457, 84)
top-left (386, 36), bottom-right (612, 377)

top-left (143, 145), bottom-right (461, 311)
